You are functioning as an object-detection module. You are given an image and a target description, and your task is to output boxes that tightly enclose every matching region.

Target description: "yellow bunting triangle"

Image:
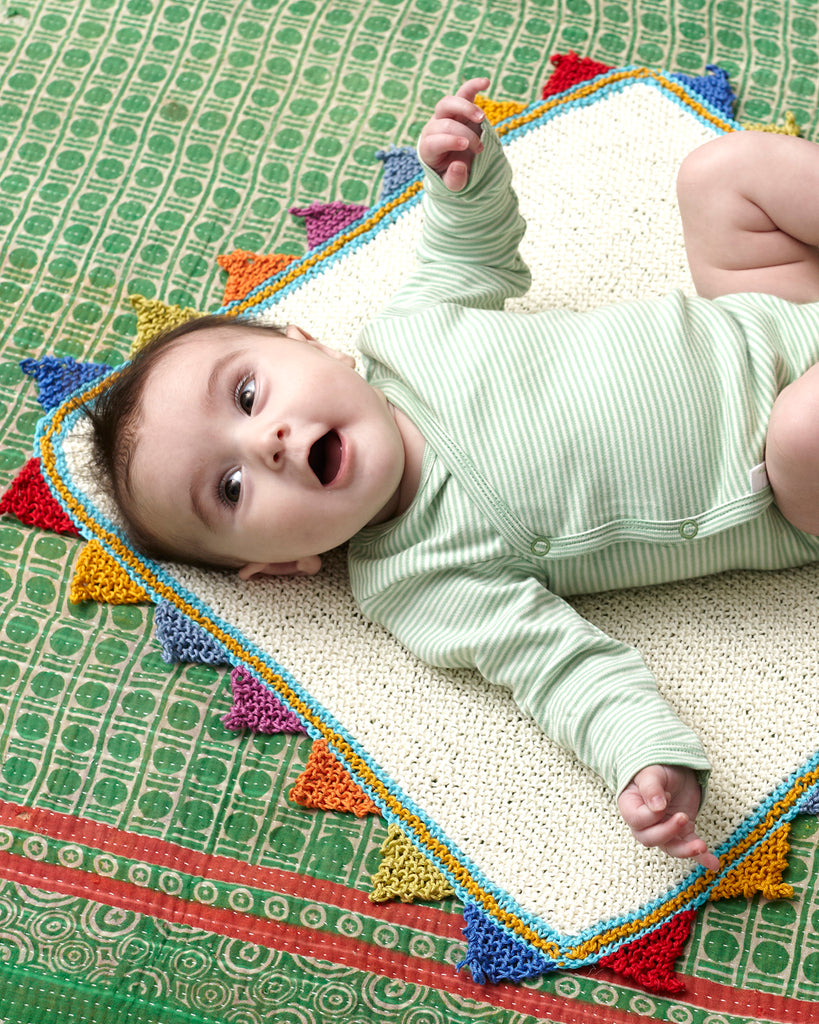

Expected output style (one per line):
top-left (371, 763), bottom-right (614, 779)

top-left (289, 739), bottom-right (380, 818)
top-left (476, 94), bottom-right (527, 125)
top-left (69, 540), bottom-right (150, 605)
top-left (128, 294), bottom-right (203, 355)
top-left (742, 111), bottom-right (801, 136)
top-left (370, 823), bottom-right (456, 904)
top-left (709, 823), bottom-right (793, 902)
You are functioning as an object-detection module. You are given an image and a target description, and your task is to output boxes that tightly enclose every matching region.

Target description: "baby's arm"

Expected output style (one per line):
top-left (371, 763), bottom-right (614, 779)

top-left (369, 78), bottom-right (530, 321)
top-left (618, 765), bottom-right (720, 872)
top-left (418, 78), bottom-right (488, 191)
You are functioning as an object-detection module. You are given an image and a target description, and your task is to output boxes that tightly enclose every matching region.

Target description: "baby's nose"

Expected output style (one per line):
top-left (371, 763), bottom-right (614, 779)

top-left (256, 422), bottom-right (288, 468)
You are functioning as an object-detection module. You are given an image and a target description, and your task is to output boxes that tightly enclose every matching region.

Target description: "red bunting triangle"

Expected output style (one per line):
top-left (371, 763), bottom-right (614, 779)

top-left (542, 51), bottom-right (614, 98)
top-left (597, 908), bottom-right (696, 994)
top-left (0, 457), bottom-right (79, 536)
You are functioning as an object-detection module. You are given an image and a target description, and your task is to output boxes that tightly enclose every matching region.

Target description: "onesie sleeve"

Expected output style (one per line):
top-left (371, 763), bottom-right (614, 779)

top-left (381, 121), bottom-right (532, 315)
top-left (357, 560), bottom-right (711, 797)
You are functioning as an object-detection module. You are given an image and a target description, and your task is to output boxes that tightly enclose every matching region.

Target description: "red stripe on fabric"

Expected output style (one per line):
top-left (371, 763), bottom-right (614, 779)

top-left (587, 968), bottom-right (818, 1023)
top-left (671, 973), bottom-right (818, 1022)
top-left (4, 802), bottom-right (817, 1022)
top-left (0, 800), bottom-right (462, 936)
top-left (0, 849), bottom-right (666, 1024)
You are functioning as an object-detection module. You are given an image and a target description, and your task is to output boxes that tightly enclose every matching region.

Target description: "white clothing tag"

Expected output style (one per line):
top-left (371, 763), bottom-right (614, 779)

top-left (749, 461), bottom-right (769, 494)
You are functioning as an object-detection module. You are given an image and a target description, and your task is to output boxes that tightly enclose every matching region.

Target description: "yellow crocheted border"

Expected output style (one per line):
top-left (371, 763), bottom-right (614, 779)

top-left (39, 66), bottom-right (798, 965)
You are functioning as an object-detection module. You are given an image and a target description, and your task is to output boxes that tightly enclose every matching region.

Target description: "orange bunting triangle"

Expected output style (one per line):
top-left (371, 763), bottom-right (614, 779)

top-left (217, 250), bottom-right (297, 305)
top-left (709, 823), bottom-right (793, 901)
top-left (289, 739), bottom-right (380, 817)
top-left (129, 295), bottom-right (203, 355)
top-left (370, 823), bottom-right (455, 904)
top-left (0, 457), bottom-right (79, 536)
top-left (70, 540), bottom-right (150, 605)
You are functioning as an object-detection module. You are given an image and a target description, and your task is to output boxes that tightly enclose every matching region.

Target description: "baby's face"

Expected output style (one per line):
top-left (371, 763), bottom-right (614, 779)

top-left (127, 324), bottom-right (406, 570)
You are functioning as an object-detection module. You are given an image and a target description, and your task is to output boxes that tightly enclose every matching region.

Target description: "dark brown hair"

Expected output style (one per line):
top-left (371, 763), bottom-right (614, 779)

top-left (87, 314), bottom-right (285, 563)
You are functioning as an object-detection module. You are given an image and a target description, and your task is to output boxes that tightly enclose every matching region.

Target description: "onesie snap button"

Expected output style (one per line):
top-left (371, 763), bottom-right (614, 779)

top-left (679, 520), bottom-right (698, 540)
top-left (531, 537), bottom-right (551, 555)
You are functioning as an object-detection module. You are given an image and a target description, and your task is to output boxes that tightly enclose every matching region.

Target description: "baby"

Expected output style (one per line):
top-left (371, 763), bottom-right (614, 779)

top-left (91, 79), bottom-right (819, 873)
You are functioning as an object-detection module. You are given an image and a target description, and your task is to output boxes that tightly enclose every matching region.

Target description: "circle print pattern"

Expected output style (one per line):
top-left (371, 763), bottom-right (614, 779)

top-left (1, 1), bottom-right (819, 1022)
top-left (223, 938), bottom-right (275, 976)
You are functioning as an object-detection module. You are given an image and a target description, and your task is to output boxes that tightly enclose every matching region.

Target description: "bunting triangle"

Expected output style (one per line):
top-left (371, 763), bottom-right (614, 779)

top-left (70, 539), bottom-right (150, 604)
top-left (542, 51), bottom-right (614, 98)
top-left (217, 250), bottom-right (297, 304)
top-left (461, 901), bottom-right (555, 984)
top-left (289, 739), bottom-right (380, 817)
top-left (0, 457), bottom-right (79, 535)
top-left (20, 356), bottom-right (111, 412)
top-left (671, 64), bottom-right (736, 120)
top-left (129, 295), bottom-right (203, 354)
top-left (800, 786), bottom-right (819, 813)
top-left (153, 600), bottom-right (229, 666)
top-left (370, 823), bottom-right (455, 904)
top-left (290, 201), bottom-right (370, 251)
top-left (742, 111), bottom-right (801, 136)
top-left (597, 909), bottom-right (697, 994)
top-left (375, 146), bottom-right (422, 198)
top-left (475, 94), bottom-right (527, 124)
top-left (223, 666), bottom-right (307, 735)
top-left (709, 824), bottom-right (793, 901)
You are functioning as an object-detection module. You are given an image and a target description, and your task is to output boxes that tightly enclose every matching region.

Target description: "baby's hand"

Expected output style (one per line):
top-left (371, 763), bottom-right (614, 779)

top-left (418, 77), bottom-right (489, 191)
top-left (618, 765), bottom-right (720, 872)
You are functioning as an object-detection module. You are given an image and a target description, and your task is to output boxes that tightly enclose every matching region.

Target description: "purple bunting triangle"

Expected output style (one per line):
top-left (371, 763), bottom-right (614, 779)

top-left (223, 666), bottom-right (307, 735)
top-left (289, 201), bottom-right (369, 250)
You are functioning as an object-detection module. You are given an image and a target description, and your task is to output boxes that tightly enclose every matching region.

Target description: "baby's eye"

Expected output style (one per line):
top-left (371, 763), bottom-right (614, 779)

top-left (236, 376), bottom-right (255, 414)
top-left (220, 468), bottom-right (242, 506)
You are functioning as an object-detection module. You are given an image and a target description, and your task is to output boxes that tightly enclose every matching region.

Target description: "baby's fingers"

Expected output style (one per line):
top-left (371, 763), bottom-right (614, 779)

top-left (635, 813), bottom-right (720, 872)
top-left (431, 78), bottom-right (489, 128)
top-left (661, 821), bottom-right (721, 873)
top-left (433, 94), bottom-right (486, 129)
top-left (454, 76), bottom-right (490, 103)
top-left (632, 811), bottom-right (692, 849)
top-left (421, 123), bottom-right (483, 162)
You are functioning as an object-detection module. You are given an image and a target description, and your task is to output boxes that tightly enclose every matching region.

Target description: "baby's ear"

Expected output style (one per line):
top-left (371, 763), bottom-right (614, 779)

top-left (283, 324), bottom-right (316, 343)
top-left (284, 324), bottom-right (356, 369)
top-left (238, 556), bottom-right (322, 581)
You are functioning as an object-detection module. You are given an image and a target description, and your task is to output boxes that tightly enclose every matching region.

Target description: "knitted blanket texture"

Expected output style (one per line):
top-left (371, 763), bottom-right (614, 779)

top-left (32, 69), bottom-right (819, 976)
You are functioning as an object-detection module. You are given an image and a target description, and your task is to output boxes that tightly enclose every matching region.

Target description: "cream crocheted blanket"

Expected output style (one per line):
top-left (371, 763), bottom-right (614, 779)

top-left (44, 71), bottom-right (819, 966)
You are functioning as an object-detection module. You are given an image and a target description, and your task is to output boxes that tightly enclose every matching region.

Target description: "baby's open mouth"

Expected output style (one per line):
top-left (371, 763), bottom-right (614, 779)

top-left (308, 429), bottom-right (342, 485)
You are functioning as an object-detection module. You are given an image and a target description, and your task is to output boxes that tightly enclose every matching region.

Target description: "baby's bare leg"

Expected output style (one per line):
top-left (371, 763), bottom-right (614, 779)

top-left (677, 131), bottom-right (819, 303)
top-left (766, 365), bottom-right (819, 535)
top-left (678, 132), bottom-right (819, 533)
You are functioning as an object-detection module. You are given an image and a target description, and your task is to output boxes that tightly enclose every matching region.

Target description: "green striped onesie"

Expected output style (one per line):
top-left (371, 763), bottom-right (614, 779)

top-left (348, 123), bottom-right (819, 797)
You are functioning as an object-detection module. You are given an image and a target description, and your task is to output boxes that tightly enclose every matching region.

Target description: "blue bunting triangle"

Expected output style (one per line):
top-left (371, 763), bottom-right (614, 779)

top-left (670, 64), bottom-right (736, 120)
top-left (799, 786), bottom-right (819, 814)
top-left (460, 901), bottom-right (556, 983)
top-left (20, 356), bottom-right (112, 412)
top-left (154, 600), bottom-right (228, 665)
top-left (376, 146), bottom-right (422, 199)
